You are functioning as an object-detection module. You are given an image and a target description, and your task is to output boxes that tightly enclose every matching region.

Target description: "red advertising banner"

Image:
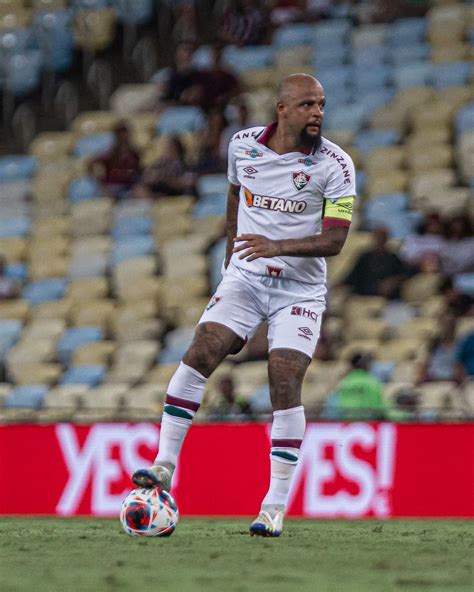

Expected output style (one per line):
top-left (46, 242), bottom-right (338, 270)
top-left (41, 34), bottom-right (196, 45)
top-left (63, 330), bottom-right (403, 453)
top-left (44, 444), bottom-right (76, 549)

top-left (0, 423), bottom-right (472, 518)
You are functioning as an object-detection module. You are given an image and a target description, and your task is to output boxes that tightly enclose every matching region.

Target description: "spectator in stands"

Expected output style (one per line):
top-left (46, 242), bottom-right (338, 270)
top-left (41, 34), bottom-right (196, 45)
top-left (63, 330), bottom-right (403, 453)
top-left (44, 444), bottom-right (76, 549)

top-left (322, 352), bottom-right (386, 420)
top-left (0, 256), bottom-right (21, 300)
top-left (208, 375), bottom-right (253, 417)
top-left (173, 2), bottom-right (197, 45)
top-left (440, 278), bottom-right (474, 318)
top-left (219, 100), bottom-right (252, 160)
top-left (401, 213), bottom-right (444, 273)
top-left (271, 0), bottom-right (305, 25)
top-left (200, 45), bottom-right (240, 111)
top-left (455, 330), bottom-right (474, 382)
top-left (194, 108), bottom-right (227, 175)
top-left (161, 42), bottom-right (204, 106)
top-left (416, 315), bottom-right (459, 384)
top-left (440, 214), bottom-right (474, 276)
top-left (133, 136), bottom-right (196, 198)
top-left (221, 0), bottom-right (267, 46)
top-left (91, 122), bottom-right (141, 199)
top-left (342, 227), bottom-right (410, 299)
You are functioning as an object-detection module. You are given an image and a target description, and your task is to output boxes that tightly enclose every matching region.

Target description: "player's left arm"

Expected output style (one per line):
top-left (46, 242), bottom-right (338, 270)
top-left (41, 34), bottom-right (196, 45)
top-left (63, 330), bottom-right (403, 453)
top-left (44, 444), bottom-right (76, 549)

top-left (234, 195), bottom-right (354, 260)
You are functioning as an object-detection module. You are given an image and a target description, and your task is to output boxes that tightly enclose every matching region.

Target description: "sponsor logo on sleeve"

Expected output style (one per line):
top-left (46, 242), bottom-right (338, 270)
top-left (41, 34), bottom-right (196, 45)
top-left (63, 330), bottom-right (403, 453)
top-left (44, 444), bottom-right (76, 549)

top-left (298, 326), bottom-right (313, 340)
top-left (243, 166), bottom-right (258, 179)
top-left (245, 148), bottom-right (263, 159)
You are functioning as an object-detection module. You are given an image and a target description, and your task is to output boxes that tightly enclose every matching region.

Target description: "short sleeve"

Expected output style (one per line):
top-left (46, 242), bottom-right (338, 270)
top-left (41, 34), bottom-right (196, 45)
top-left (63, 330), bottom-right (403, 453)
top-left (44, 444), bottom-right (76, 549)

top-left (227, 137), bottom-right (239, 185)
top-left (323, 153), bottom-right (356, 203)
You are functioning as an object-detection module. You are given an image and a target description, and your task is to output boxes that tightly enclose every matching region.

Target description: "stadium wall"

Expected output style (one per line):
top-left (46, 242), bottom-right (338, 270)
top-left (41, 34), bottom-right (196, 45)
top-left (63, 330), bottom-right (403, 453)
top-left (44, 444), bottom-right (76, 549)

top-left (0, 423), bottom-right (472, 519)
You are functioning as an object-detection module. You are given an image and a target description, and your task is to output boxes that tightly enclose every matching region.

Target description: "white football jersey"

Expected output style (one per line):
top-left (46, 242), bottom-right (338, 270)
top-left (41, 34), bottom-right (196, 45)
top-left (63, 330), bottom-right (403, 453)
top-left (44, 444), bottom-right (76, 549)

top-left (227, 124), bottom-right (357, 290)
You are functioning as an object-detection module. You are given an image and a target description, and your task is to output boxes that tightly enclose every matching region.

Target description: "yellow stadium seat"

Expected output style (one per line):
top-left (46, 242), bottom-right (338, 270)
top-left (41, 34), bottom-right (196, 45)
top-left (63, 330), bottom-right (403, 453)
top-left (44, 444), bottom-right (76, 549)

top-left (239, 68), bottom-right (275, 90)
top-left (13, 364), bottom-right (62, 386)
top-left (29, 236), bottom-right (70, 258)
top-left (118, 276), bottom-right (162, 303)
top-left (29, 131), bottom-right (76, 160)
top-left (365, 170), bottom-right (408, 196)
top-left (162, 254), bottom-right (208, 280)
top-left (73, 8), bottom-right (116, 52)
top-left (416, 382), bottom-right (465, 413)
top-left (71, 111), bottom-right (118, 135)
top-left (346, 318), bottom-right (388, 341)
top-left (31, 298), bottom-right (72, 321)
top-left (160, 277), bottom-right (208, 309)
top-left (146, 363), bottom-right (179, 385)
top-left (123, 385), bottom-right (163, 413)
top-left (70, 299), bottom-right (116, 329)
top-left (377, 339), bottom-right (425, 362)
top-left (29, 257), bottom-right (69, 281)
top-left (71, 198), bottom-right (113, 236)
top-left (409, 145), bottom-right (453, 172)
top-left (32, 0), bottom-right (66, 9)
top-left (23, 319), bottom-right (65, 340)
top-left (369, 104), bottom-right (404, 131)
top-left (0, 8), bottom-right (30, 28)
top-left (275, 46), bottom-right (312, 69)
top-left (31, 217), bottom-right (71, 238)
top-left (456, 318), bottom-right (474, 340)
top-left (391, 361), bottom-right (419, 384)
top-left (114, 318), bottom-right (163, 343)
top-left (105, 364), bottom-right (147, 385)
top-left (174, 297), bottom-right (209, 327)
top-left (402, 273), bottom-right (441, 304)
top-left (111, 84), bottom-right (160, 115)
top-left (44, 385), bottom-right (90, 410)
top-left (0, 1), bottom-right (24, 15)
top-left (409, 169), bottom-right (455, 200)
top-left (0, 238), bottom-right (27, 262)
top-left (431, 44), bottom-right (469, 64)
top-left (68, 277), bottom-right (109, 302)
top-left (339, 339), bottom-right (380, 361)
top-left (0, 299), bottom-right (29, 321)
top-left (364, 146), bottom-right (405, 174)
top-left (114, 341), bottom-right (159, 367)
top-left (397, 318), bottom-right (438, 341)
top-left (413, 188), bottom-right (470, 215)
top-left (31, 171), bottom-right (72, 202)
top-left (72, 341), bottom-right (116, 366)
top-left (79, 385), bottom-right (128, 410)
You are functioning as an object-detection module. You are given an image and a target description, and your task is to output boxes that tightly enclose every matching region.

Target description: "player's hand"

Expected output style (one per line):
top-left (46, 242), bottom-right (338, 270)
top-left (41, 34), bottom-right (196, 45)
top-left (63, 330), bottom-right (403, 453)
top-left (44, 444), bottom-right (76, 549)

top-left (233, 234), bottom-right (282, 262)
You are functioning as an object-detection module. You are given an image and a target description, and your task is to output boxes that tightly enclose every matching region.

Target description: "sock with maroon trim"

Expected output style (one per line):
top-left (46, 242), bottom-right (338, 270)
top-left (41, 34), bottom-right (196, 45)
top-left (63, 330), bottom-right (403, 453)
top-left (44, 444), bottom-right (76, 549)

top-left (261, 405), bottom-right (306, 510)
top-left (155, 362), bottom-right (207, 467)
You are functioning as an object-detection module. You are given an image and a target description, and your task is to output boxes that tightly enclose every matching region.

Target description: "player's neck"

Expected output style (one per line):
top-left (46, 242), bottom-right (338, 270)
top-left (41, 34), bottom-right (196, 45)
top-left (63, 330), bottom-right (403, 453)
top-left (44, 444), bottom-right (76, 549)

top-left (267, 126), bottom-right (314, 155)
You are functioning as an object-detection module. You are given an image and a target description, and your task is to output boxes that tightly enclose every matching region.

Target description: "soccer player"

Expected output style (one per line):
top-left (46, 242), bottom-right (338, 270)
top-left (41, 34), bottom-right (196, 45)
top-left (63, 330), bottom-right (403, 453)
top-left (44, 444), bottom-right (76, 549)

top-left (133, 74), bottom-right (356, 536)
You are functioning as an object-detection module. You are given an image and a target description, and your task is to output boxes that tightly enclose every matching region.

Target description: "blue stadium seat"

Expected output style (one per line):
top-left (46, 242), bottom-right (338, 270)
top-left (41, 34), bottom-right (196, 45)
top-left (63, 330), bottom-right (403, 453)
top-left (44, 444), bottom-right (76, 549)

top-left (111, 236), bottom-right (156, 264)
top-left (114, 0), bottom-right (153, 25)
top-left (22, 278), bottom-right (68, 305)
top-left (356, 171), bottom-right (366, 195)
top-left (112, 216), bottom-right (153, 239)
top-left (193, 195), bottom-right (227, 219)
top-left (222, 45), bottom-right (274, 73)
top-left (61, 365), bottom-right (106, 386)
top-left (72, 0), bottom-right (109, 8)
top-left (455, 103), bottom-right (474, 133)
top-left (0, 155), bottom-right (36, 183)
top-left (73, 133), bottom-right (114, 158)
top-left (192, 45), bottom-right (213, 69)
top-left (68, 176), bottom-right (101, 203)
top-left (57, 327), bottom-right (104, 363)
top-left (432, 62), bottom-right (471, 89)
top-left (370, 361), bottom-right (395, 383)
top-left (5, 385), bottom-right (48, 409)
top-left (316, 65), bottom-right (352, 91)
top-left (0, 216), bottom-right (30, 239)
top-left (159, 328), bottom-right (195, 364)
top-left (390, 43), bottom-right (429, 65)
top-left (387, 17), bottom-right (426, 46)
top-left (353, 64), bottom-right (392, 91)
top-left (5, 262), bottom-right (28, 281)
top-left (156, 106), bottom-right (205, 135)
top-left (324, 104), bottom-right (369, 131)
top-left (394, 61), bottom-right (433, 89)
top-left (352, 46), bottom-right (389, 67)
top-left (358, 89), bottom-right (395, 112)
top-left (6, 50), bottom-right (42, 96)
top-left (454, 273), bottom-right (474, 297)
top-left (313, 45), bottom-right (348, 68)
top-left (209, 238), bottom-right (226, 293)
top-left (34, 9), bottom-right (74, 73)
top-left (355, 129), bottom-right (400, 153)
top-left (197, 174), bottom-right (228, 199)
top-left (0, 319), bottom-right (23, 351)
top-left (273, 23), bottom-right (316, 48)
top-left (312, 20), bottom-right (352, 47)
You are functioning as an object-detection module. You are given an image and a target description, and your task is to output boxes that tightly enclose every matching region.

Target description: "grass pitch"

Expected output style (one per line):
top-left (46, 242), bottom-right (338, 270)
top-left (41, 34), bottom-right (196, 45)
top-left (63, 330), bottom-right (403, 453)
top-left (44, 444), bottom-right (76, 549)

top-left (0, 518), bottom-right (472, 592)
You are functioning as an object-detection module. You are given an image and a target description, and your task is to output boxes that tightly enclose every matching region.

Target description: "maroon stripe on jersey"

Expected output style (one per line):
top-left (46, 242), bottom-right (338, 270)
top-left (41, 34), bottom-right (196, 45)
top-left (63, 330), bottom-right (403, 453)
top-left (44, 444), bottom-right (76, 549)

top-left (272, 438), bottom-right (302, 449)
top-left (165, 394), bottom-right (200, 412)
top-left (256, 122), bottom-right (277, 146)
top-left (322, 217), bottom-right (351, 230)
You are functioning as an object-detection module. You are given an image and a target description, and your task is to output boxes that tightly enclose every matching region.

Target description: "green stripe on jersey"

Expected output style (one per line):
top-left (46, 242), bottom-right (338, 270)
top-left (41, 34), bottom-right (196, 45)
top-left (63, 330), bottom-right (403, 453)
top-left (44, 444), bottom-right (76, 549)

top-left (271, 450), bottom-right (298, 463)
top-left (164, 405), bottom-right (193, 420)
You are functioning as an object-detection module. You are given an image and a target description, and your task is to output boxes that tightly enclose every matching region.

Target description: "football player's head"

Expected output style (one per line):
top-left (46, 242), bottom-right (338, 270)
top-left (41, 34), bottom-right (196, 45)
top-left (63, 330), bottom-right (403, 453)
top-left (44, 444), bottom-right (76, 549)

top-left (276, 74), bottom-right (325, 146)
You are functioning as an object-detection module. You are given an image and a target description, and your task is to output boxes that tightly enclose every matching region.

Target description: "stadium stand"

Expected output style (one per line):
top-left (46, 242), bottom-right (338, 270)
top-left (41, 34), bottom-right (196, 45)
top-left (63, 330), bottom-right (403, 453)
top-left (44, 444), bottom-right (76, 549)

top-left (0, 0), bottom-right (473, 423)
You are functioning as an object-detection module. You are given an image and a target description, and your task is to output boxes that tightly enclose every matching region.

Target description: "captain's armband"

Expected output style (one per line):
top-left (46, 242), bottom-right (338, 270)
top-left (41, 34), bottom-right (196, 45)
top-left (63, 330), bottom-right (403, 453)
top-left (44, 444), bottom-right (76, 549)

top-left (322, 196), bottom-right (354, 230)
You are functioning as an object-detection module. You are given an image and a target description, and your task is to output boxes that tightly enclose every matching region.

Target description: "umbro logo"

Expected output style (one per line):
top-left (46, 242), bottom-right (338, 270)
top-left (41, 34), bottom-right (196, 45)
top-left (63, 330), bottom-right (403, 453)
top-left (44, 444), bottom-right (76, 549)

top-left (298, 326), bottom-right (313, 340)
top-left (243, 166), bottom-right (258, 179)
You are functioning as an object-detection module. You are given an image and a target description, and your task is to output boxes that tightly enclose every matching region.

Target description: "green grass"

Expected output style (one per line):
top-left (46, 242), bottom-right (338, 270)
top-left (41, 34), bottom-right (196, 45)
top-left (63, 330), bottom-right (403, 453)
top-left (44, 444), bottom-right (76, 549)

top-left (0, 518), bottom-right (472, 592)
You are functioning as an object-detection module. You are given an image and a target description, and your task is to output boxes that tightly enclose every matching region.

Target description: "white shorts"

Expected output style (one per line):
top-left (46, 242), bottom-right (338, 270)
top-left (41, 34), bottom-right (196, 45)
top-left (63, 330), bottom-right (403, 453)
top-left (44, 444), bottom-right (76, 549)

top-left (199, 264), bottom-right (326, 358)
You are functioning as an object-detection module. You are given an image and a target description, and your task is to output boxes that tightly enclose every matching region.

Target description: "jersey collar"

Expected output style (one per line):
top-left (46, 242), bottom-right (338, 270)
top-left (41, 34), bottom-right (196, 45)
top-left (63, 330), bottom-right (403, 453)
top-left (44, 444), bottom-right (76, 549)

top-left (255, 122), bottom-right (320, 156)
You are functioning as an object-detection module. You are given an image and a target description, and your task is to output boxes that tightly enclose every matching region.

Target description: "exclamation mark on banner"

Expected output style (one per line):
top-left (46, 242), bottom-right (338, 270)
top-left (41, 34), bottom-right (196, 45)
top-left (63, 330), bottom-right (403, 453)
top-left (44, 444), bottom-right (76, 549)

top-left (374, 424), bottom-right (397, 518)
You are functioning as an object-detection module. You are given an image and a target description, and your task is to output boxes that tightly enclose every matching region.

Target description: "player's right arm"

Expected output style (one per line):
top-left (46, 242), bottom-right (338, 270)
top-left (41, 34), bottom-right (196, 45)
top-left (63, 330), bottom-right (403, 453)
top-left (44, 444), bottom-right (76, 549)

top-left (224, 182), bottom-right (241, 269)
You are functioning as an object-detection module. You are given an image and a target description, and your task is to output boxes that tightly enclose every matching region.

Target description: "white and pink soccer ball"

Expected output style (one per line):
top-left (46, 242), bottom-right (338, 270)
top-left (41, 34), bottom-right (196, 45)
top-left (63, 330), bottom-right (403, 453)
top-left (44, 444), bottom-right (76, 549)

top-left (120, 488), bottom-right (179, 537)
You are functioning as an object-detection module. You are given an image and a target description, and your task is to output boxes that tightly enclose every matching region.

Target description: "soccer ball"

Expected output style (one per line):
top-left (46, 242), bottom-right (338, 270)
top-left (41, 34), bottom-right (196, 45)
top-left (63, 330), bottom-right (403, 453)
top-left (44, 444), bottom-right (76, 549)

top-left (120, 488), bottom-right (179, 537)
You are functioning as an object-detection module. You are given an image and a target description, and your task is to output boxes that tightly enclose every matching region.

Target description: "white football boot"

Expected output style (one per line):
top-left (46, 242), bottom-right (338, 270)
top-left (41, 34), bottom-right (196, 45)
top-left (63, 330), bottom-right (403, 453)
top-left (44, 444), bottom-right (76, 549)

top-left (249, 505), bottom-right (285, 537)
top-left (132, 462), bottom-right (174, 491)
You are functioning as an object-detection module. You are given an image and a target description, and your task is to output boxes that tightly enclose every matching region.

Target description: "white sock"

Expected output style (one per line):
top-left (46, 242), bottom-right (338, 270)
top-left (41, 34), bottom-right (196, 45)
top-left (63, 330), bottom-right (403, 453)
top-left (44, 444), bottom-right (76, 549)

top-left (155, 362), bottom-right (207, 467)
top-left (261, 406), bottom-right (305, 511)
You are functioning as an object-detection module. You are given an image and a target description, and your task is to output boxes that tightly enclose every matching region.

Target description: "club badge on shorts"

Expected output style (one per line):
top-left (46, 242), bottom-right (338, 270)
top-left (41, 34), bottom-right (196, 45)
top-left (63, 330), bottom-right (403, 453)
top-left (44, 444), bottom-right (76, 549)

top-left (292, 171), bottom-right (311, 191)
top-left (206, 295), bottom-right (221, 310)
